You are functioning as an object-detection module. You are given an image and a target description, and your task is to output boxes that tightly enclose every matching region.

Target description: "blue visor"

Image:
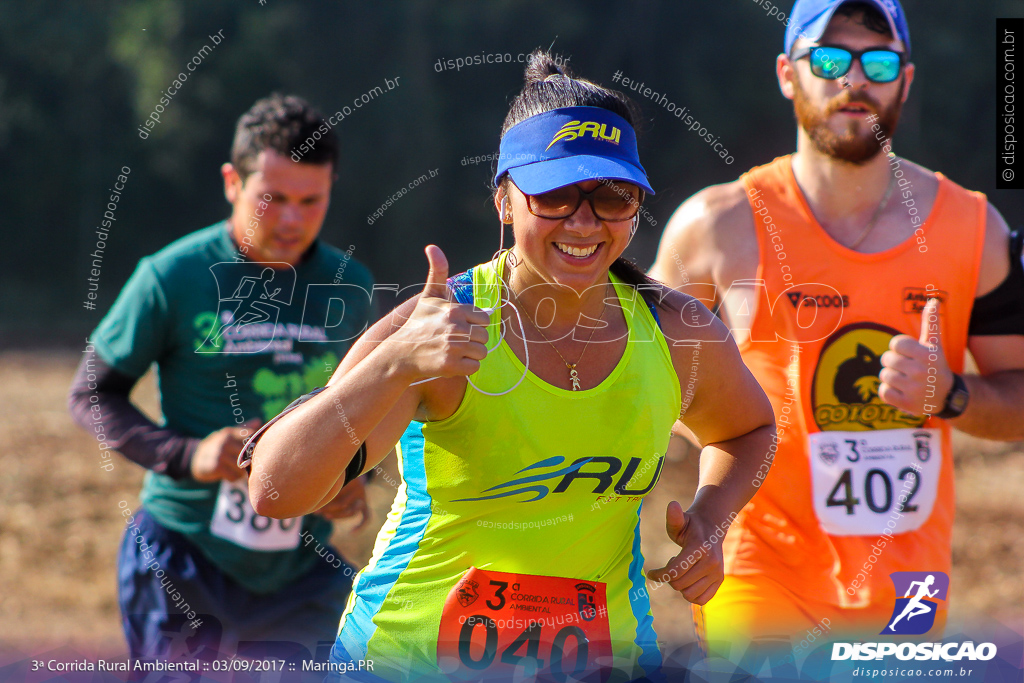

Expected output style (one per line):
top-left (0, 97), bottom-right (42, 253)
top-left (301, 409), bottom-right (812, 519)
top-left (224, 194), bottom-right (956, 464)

top-left (493, 106), bottom-right (654, 195)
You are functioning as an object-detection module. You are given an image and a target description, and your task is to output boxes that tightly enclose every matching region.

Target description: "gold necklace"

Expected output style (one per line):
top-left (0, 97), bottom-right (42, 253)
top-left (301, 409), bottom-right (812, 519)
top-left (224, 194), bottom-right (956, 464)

top-left (506, 271), bottom-right (608, 391)
top-left (846, 169), bottom-right (897, 250)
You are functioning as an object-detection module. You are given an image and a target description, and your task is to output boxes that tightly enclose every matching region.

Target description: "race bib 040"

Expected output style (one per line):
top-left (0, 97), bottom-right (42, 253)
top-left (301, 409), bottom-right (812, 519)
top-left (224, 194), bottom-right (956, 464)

top-left (209, 479), bottom-right (302, 551)
top-left (809, 428), bottom-right (941, 536)
top-left (437, 567), bottom-right (612, 682)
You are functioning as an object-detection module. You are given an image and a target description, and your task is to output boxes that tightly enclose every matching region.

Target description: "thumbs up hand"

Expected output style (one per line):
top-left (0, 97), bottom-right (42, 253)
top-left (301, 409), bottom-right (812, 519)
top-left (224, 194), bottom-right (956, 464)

top-left (879, 298), bottom-right (953, 417)
top-left (645, 502), bottom-right (727, 605)
top-left (389, 245), bottom-right (491, 383)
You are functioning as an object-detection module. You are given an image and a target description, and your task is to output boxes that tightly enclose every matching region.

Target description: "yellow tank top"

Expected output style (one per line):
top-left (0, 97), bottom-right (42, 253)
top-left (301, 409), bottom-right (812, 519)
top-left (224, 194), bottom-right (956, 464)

top-left (333, 253), bottom-right (681, 681)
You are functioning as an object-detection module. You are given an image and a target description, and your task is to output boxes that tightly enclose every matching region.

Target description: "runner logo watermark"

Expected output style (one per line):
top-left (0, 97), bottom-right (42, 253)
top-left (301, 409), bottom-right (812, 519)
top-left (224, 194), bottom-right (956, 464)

top-left (882, 571), bottom-right (948, 635)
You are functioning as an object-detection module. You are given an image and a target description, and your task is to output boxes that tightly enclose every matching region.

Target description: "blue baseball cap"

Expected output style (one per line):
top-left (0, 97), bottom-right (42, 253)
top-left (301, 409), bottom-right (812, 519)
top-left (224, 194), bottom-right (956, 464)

top-left (493, 106), bottom-right (654, 195)
top-left (784, 0), bottom-right (911, 57)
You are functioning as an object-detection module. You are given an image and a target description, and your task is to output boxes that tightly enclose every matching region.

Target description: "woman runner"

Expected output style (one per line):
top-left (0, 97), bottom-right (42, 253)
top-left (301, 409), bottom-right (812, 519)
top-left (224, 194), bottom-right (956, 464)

top-left (242, 51), bottom-right (776, 682)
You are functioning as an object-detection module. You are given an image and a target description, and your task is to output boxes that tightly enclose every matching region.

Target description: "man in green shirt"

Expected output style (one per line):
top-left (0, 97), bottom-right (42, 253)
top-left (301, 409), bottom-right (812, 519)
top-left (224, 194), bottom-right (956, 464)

top-left (69, 93), bottom-right (377, 667)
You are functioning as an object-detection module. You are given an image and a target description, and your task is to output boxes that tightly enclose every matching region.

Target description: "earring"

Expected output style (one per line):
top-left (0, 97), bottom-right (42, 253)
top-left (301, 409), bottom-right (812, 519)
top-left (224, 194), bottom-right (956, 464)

top-left (492, 197), bottom-right (514, 265)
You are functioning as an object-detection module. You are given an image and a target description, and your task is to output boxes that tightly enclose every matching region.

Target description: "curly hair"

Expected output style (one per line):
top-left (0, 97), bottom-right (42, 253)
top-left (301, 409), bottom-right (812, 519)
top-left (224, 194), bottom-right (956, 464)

top-left (230, 93), bottom-right (338, 181)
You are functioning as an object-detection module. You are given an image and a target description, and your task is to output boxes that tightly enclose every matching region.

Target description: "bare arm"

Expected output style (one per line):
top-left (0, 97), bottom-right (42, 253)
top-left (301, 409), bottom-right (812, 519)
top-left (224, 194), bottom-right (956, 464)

top-left (650, 181), bottom-right (759, 450)
top-left (649, 191), bottom-right (721, 308)
top-left (666, 294), bottom-right (776, 526)
top-left (956, 203), bottom-right (1024, 439)
top-left (645, 288), bottom-right (776, 604)
top-left (248, 246), bottom-right (489, 518)
top-left (878, 203), bottom-right (1024, 440)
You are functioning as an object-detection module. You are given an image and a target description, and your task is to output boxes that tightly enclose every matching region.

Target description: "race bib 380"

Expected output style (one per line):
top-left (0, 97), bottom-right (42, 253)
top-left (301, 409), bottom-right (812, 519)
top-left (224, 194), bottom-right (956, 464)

top-left (209, 479), bottom-right (302, 551)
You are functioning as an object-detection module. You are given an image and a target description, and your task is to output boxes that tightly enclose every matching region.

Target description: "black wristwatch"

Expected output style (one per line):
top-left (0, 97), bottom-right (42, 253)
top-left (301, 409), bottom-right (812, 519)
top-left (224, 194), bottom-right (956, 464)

top-left (935, 373), bottom-right (969, 419)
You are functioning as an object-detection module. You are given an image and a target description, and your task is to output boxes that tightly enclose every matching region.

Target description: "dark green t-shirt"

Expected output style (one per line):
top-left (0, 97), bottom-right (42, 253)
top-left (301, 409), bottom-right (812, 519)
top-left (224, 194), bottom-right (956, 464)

top-left (92, 221), bottom-right (375, 594)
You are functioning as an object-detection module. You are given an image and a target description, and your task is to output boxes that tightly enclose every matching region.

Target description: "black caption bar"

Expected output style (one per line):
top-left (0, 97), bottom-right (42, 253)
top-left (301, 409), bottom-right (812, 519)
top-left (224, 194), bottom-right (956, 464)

top-left (998, 18), bottom-right (1024, 189)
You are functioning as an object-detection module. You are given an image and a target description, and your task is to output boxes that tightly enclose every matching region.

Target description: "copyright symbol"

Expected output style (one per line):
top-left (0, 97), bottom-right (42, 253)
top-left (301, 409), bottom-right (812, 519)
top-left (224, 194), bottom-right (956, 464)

top-left (1003, 168), bottom-right (1015, 182)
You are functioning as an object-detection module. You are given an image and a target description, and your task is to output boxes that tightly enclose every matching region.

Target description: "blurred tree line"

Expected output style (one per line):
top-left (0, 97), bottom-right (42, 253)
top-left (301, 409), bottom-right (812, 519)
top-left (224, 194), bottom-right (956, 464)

top-left (0, 0), bottom-right (1019, 344)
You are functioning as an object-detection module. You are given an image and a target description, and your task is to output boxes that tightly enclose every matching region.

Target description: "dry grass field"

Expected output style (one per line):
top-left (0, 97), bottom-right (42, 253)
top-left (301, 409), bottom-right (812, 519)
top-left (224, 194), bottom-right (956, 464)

top-left (0, 350), bottom-right (1021, 658)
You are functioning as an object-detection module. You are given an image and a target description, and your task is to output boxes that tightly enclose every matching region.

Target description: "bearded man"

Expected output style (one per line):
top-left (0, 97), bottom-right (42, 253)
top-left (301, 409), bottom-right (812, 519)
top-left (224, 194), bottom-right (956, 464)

top-left (650, 0), bottom-right (1024, 665)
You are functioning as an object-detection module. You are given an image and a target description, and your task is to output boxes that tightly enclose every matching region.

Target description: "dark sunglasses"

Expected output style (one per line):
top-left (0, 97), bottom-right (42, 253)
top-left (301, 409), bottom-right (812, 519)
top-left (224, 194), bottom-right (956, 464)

top-left (523, 181), bottom-right (645, 221)
top-left (791, 45), bottom-right (905, 84)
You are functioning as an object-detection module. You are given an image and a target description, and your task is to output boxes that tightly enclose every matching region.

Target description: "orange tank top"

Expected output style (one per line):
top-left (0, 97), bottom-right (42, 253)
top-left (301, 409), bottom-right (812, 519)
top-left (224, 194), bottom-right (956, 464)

top-left (724, 155), bottom-right (987, 608)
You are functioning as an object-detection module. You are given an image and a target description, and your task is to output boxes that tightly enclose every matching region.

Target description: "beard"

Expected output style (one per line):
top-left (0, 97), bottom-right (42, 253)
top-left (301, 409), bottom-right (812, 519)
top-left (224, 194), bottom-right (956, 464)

top-left (792, 74), bottom-right (905, 164)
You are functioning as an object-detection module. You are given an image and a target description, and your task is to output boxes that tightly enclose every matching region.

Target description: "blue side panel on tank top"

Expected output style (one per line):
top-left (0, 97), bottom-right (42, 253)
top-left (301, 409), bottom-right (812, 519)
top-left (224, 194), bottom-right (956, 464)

top-left (447, 269), bottom-right (475, 305)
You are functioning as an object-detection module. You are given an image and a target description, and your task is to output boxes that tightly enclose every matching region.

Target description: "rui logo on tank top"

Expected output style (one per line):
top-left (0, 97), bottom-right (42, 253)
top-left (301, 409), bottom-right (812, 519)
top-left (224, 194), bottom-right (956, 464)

top-left (451, 454), bottom-right (665, 503)
top-left (811, 322), bottom-right (925, 432)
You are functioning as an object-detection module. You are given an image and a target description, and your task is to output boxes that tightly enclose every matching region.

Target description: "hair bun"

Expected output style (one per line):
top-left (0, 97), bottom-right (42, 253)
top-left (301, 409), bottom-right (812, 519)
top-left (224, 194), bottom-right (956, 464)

top-left (499, 46), bottom-right (638, 138)
top-left (524, 49), bottom-right (572, 84)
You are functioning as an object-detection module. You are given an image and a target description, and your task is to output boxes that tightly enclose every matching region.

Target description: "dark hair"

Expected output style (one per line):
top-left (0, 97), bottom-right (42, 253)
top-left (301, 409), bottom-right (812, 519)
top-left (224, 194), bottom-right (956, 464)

top-left (500, 51), bottom-right (641, 137)
top-left (231, 93), bottom-right (339, 182)
top-left (834, 1), bottom-right (894, 39)
top-left (498, 51), bottom-right (668, 311)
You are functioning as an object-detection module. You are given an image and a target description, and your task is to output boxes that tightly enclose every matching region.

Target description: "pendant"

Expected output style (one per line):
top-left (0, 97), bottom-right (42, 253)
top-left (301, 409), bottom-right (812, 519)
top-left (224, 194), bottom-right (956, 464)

top-left (569, 366), bottom-right (581, 391)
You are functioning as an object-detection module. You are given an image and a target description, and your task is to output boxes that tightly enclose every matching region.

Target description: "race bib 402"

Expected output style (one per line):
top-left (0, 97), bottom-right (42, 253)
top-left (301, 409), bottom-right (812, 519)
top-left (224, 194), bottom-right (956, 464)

top-left (809, 428), bottom-right (941, 536)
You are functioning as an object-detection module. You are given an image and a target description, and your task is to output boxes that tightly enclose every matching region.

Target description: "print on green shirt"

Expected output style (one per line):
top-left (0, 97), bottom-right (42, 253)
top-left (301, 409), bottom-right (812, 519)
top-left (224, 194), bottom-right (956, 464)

top-left (253, 351), bottom-right (338, 420)
top-left (192, 311), bottom-right (223, 352)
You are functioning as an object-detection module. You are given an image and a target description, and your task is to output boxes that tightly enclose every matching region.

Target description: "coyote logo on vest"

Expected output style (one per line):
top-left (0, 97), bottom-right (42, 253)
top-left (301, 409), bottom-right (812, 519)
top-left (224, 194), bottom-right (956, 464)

top-left (834, 343), bottom-right (882, 404)
top-left (812, 323), bottom-right (924, 431)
